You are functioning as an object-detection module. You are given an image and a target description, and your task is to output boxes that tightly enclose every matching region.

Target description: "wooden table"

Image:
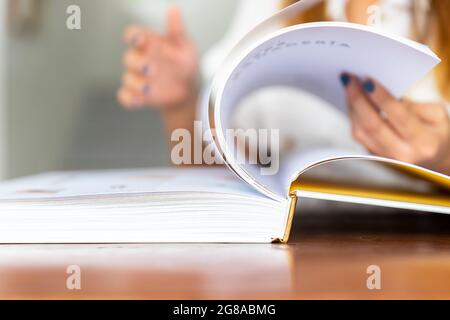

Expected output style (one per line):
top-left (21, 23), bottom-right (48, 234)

top-left (1, 201), bottom-right (449, 300)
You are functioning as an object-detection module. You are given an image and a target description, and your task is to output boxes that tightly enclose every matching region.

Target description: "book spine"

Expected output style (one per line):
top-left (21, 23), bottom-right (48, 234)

top-left (272, 192), bottom-right (298, 244)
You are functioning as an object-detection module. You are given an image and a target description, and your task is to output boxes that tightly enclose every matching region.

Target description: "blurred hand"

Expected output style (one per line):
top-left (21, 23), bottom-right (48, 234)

top-left (118, 7), bottom-right (199, 110)
top-left (341, 73), bottom-right (450, 174)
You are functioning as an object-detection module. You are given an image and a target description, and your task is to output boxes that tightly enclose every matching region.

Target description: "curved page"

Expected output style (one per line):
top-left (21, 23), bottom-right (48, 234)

top-left (209, 4), bottom-right (441, 201)
top-left (287, 155), bottom-right (450, 214)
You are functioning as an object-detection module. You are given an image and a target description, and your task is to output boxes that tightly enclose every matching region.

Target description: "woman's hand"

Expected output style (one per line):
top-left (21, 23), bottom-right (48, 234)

top-left (341, 73), bottom-right (450, 175)
top-left (118, 7), bottom-right (199, 110)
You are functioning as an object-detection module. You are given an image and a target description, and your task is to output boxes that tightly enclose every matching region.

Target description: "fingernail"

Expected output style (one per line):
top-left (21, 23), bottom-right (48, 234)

top-left (340, 73), bottom-right (351, 87)
top-left (363, 80), bottom-right (375, 94)
top-left (142, 64), bottom-right (150, 76)
top-left (143, 84), bottom-right (150, 95)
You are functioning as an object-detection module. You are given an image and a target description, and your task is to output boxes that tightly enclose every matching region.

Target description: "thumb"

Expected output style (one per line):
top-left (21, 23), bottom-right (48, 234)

top-left (166, 6), bottom-right (186, 43)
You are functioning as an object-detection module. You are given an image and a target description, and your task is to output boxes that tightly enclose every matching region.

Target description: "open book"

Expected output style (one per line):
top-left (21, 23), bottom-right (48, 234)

top-left (0, 1), bottom-right (449, 243)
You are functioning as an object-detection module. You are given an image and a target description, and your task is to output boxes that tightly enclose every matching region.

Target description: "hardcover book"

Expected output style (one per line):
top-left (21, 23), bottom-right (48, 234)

top-left (0, 1), bottom-right (448, 243)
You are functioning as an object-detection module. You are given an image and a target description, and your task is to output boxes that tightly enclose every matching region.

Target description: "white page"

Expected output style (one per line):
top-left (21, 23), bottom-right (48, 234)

top-left (211, 22), bottom-right (440, 201)
top-left (212, 0), bottom-right (324, 90)
top-left (278, 148), bottom-right (448, 193)
top-left (0, 168), bottom-right (263, 201)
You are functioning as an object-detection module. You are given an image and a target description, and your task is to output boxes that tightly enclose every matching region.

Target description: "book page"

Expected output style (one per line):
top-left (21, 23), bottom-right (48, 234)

top-left (281, 149), bottom-right (450, 213)
top-left (210, 20), bottom-right (440, 201)
top-left (211, 0), bottom-right (324, 90)
top-left (0, 168), bottom-right (262, 201)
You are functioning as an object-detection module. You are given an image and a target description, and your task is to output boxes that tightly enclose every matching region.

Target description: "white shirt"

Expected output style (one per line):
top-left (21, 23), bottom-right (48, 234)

top-left (201, 0), bottom-right (448, 155)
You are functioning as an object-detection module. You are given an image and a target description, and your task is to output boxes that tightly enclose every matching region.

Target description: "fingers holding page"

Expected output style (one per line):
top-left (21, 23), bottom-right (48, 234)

top-left (341, 73), bottom-right (411, 159)
top-left (360, 78), bottom-right (421, 139)
top-left (411, 101), bottom-right (450, 124)
top-left (342, 73), bottom-right (382, 132)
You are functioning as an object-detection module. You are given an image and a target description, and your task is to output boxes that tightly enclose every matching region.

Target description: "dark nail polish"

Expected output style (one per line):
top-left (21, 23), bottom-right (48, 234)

top-left (363, 80), bottom-right (375, 94)
top-left (142, 64), bottom-right (150, 75)
top-left (340, 74), bottom-right (351, 87)
top-left (143, 84), bottom-right (150, 95)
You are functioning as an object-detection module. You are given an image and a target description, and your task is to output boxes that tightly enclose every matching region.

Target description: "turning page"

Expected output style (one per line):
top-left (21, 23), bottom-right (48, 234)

top-left (208, 0), bottom-right (442, 201)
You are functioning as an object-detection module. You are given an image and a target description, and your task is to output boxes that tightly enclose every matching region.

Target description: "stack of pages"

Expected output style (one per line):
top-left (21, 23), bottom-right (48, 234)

top-left (0, 0), bottom-right (448, 243)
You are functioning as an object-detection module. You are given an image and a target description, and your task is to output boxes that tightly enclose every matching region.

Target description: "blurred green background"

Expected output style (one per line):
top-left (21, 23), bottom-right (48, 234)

top-left (0, 0), bottom-right (237, 179)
